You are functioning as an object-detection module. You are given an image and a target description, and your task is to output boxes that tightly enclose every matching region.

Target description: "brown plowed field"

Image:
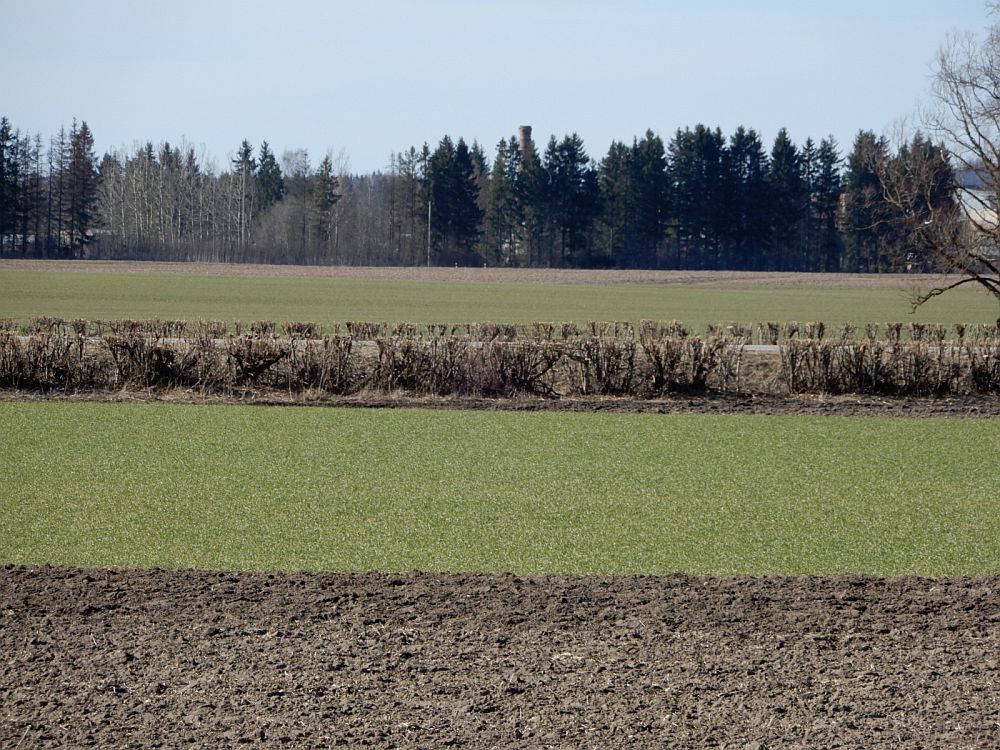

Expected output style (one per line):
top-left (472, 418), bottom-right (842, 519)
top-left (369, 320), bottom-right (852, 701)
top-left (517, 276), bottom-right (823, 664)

top-left (3, 566), bottom-right (999, 748)
top-left (0, 258), bottom-right (964, 288)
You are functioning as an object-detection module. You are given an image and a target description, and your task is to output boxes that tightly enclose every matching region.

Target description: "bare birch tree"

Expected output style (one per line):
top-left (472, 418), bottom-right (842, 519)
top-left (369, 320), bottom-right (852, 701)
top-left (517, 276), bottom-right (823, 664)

top-left (886, 12), bottom-right (1000, 311)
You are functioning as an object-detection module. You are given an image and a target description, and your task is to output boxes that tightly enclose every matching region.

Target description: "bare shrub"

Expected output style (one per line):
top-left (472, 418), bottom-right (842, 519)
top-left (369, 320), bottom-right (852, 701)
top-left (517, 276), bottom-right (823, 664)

top-left (566, 337), bottom-right (637, 395)
top-left (105, 334), bottom-right (206, 389)
top-left (372, 337), bottom-right (432, 392)
top-left (371, 337), bottom-right (481, 395)
top-left (895, 342), bottom-right (961, 396)
top-left (481, 341), bottom-right (562, 397)
top-left (1, 331), bottom-right (103, 390)
top-left (347, 321), bottom-right (385, 339)
top-left (474, 322), bottom-right (518, 341)
top-left (834, 341), bottom-right (893, 394)
top-left (639, 320), bottom-right (688, 340)
top-left (639, 336), bottom-right (685, 394)
top-left (714, 337), bottom-right (747, 392)
top-left (532, 322), bottom-right (556, 341)
top-left (198, 320), bottom-right (227, 338)
top-left (284, 336), bottom-right (356, 394)
top-left (588, 321), bottom-right (633, 339)
top-left (725, 323), bottom-right (751, 341)
top-left (760, 322), bottom-right (781, 345)
top-left (560, 322), bottom-right (582, 339)
top-left (968, 341), bottom-right (1000, 392)
top-left (28, 317), bottom-right (68, 335)
top-left (282, 321), bottom-right (319, 339)
top-left (804, 321), bottom-right (825, 340)
top-left (885, 323), bottom-right (903, 344)
top-left (779, 339), bottom-right (811, 393)
top-left (685, 337), bottom-right (726, 391)
top-left (224, 335), bottom-right (288, 389)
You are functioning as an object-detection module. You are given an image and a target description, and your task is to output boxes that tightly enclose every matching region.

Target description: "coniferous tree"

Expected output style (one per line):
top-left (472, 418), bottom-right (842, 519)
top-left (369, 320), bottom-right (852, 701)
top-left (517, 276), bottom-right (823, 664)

top-left (544, 133), bottom-right (599, 266)
top-left (516, 134), bottom-right (547, 266)
top-left (723, 126), bottom-right (769, 269)
top-left (812, 137), bottom-right (844, 271)
top-left (427, 136), bottom-right (482, 263)
top-left (669, 125), bottom-right (727, 268)
top-left (843, 130), bottom-right (893, 271)
top-left (597, 140), bottom-right (635, 266)
top-left (630, 130), bottom-right (670, 267)
top-left (765, 128), bottom-right (806, 270)
top-left (885, 133), bottom-right (956, 272)
top-left (485, 137), bottom-right (521, 265)
top-left (312, 154), bottom-right (340, 259)
top-left (255, 141), bottom-right (285, 213)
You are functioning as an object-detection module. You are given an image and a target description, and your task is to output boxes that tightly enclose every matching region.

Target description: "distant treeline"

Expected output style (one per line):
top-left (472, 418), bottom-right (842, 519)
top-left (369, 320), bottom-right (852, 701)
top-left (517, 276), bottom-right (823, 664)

top-left (0, 116), bottom-right (953, 271)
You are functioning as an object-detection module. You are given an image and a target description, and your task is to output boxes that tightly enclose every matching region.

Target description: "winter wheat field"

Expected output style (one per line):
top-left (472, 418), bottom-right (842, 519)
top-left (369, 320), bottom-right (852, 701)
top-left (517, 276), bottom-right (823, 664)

top-left (2, 261), bottom-right (1000, 748)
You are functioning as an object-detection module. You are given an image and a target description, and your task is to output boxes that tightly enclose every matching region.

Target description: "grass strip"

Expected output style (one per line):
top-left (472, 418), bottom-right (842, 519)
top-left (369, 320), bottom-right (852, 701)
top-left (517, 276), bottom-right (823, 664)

top-left (2, 401), bottom-right (998, 575)
top-left (2, 267), bottom-right (997, 328)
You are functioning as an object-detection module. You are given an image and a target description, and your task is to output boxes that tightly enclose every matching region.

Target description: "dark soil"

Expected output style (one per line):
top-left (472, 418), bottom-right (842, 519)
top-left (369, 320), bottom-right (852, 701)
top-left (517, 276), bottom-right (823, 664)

top-left (3, 566), bottom-right (999, 748)
top-left (4, 387), bottom-right (1000, 419)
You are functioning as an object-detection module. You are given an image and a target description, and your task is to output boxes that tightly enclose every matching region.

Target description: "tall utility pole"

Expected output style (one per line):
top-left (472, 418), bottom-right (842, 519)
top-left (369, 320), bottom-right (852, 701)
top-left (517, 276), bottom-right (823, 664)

top-left (426, 199), bottom-right (432, 267)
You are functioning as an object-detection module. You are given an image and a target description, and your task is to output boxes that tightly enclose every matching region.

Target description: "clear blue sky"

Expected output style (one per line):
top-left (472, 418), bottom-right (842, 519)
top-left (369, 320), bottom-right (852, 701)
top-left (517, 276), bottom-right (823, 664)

top-left (2, 0), bottom-right (992, 173)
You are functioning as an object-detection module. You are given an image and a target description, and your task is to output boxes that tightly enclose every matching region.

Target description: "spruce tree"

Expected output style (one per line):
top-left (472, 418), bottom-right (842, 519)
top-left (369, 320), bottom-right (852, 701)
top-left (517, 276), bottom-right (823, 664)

top-left (312, 154), bottom-right (340, 256)
top-left (724, 126), bottom-right (769, 269)
top-left (428, 136), bottom-right (482, 263)
top-left (765, 128), bottom-right (806, 270)
top-left (597, 140), bottom-right (635, 266)
top-left (256, 141), bottom-right (285, 212)
top-left (516, 135), bottom-right (547, 266)
top-left (668, 125), bottom-right (726, 268)
top-left (631, 130), bottom-right (669, 267)
top-left (486, 138), bottom-right (521, 265)
top-left (843, 130), bottom-right (892, 271)
top-left (813, 137), bottom-right (844, 271)
top-left (66, 120), bottom-right (98, 256)
top-left (544, 133), bottom-right (598, 266)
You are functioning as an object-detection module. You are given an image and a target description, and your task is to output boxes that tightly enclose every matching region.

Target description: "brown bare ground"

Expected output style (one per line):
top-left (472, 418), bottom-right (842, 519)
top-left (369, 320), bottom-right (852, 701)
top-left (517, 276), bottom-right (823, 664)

top-left (4, 388), bottom-right (1000, 419)
top-left (3, 565), bottom-right (999, 749)
top-left (0, 258), bottom-right (965, 288)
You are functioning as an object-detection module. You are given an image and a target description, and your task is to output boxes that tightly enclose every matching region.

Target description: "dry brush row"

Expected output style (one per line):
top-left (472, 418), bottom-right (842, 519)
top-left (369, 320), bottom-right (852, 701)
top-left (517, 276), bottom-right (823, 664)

top-left (3, 328), bottom-right (1000, 398)
top-left (5, 317), bottom-right (1000, 345)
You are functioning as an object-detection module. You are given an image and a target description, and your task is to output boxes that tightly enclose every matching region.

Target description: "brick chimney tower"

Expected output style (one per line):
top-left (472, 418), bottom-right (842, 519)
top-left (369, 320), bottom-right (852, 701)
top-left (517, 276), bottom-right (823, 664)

top-left (518, 125), bottom-right (533, 161)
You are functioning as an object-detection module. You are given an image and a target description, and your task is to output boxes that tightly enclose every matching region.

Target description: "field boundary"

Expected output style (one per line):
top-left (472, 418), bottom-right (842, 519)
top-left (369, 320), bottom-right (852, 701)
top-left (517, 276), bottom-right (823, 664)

top-left (0, 258), bottom-right (975, 287)
top-left (4, 388), bottom-right (999, 418)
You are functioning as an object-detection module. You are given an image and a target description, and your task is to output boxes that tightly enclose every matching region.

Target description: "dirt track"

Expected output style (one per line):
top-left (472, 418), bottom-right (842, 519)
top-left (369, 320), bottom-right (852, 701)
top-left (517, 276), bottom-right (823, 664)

top-left (6, 388), bottom-right (1000, 419)
top-left (3, 566), bottom-right (999, 748)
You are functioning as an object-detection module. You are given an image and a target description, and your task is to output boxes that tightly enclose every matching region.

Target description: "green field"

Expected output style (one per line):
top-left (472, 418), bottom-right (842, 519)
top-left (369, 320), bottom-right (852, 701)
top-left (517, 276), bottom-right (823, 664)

top-left (2, 401), bottom-right (997, 576)
top-left (2, 266), bottom-right (998, 328)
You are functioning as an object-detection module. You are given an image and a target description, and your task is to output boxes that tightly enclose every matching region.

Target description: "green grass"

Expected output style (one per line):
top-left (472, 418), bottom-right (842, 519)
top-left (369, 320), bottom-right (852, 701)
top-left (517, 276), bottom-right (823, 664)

top-left (2, 401), bottom-right (998, 576)
top-left (1, 266), bottom-right (998, 328)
